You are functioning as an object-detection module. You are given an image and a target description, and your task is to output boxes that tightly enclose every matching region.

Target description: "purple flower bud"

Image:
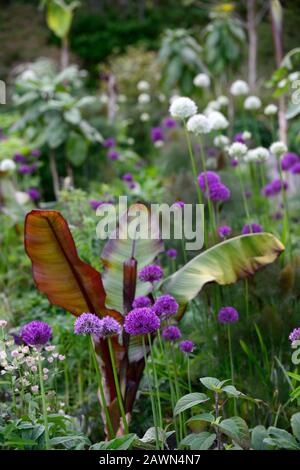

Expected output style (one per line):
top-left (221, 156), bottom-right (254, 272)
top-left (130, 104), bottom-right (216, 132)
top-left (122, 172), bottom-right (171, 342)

top-left (138, 264), bottom-right (163, 283)
top-left (197, 171), bottom-right (220, 191)
top-left (18, 164), bottom-right (32, 175)
top-left (132, 296), bottom-right (152, 308)
top-left (122, 173), bottom-right (133, 182)
top-left (27, 188), bottom-right (40, 201)
top-left (162, 325), bottom-right (181, 342)
top-left (13, 153), bottom-right (26, 163)
top-left (153, 295), bottom-right (178, 318)
top-left (180, 340), bottom-right (195, 353)
top-left (166, 248), bottom-right (177, 259)
top-left (242, 223), bottom-right (263, 234)
top-left (281, 152), bottom-right (299, 171)
top-left (31, 149), bottom-right (41, 158)
top-left (21, 321), bottom-right (52, 347)
top-left (289, 327), bottom-right (300, 343)
top-left (218, 225), bottom-right (232, 238)
top-left (218, 307), bottom-right (239, 324)
top-left (103, 137), bottom-right (116, 148)
top-left (162, 117), bottom-right (176, 128)
top-left (107, 150), bottom-right (119, 161)
top-left (151, 127), bottom-right (164, 143)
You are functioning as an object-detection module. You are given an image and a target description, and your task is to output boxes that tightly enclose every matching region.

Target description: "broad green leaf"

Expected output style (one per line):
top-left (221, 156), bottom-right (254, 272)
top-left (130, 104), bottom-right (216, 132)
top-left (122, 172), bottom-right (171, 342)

top-left (199, 377), bottom-right (228, 392)
top-left (264, 426), bottom-right (300, 450)
top-left (174, 393), bottom-right (209, 416)
top-left (291, 412), bottom-right (300, 442)
top-left (222, 385), bottom-right (242, 397)
top-left (187, 413), bottom-right (215, 425)
top-left (161, 233), bottom-right (284, 315)
top-left (251, 425), bottom-right (270, 450)
top-left (66, 132), bottom-right (89, 167)
top-left (180, 432), bottom-right (216, 450)
top-left (217, 417), bottom-right (250, 449)
top-left (90, 434), bottom-right (137, 450)
top-left (46, 0), bottom-right (73, 39)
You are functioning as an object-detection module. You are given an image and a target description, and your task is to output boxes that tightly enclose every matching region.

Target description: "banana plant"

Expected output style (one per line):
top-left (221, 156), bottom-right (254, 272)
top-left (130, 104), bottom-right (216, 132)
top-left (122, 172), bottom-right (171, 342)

top-left (24, 208), bottom-right (284, 436)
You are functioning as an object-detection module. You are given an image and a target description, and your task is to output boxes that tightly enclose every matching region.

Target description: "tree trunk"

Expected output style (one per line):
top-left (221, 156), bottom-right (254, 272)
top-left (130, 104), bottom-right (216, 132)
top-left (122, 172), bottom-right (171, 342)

top-left (247, 0), bottom-right (257, 91)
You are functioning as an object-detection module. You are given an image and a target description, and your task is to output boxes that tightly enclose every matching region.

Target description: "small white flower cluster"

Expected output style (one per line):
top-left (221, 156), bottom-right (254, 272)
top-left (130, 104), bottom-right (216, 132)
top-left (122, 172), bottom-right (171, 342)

top-left (186, 114), bottom-right (211, 135)
top-left (264, 104), bottom-right (278, 116)
top-left (230, 80), bottom-right (249, 96)
top-left (228, 142), bottom-right (248, 158)
top-left (244, 147), bottom-right (270, 163)
top-left (138, 93), bottom-right (151, 105)
top-left (207, 111), bottom-right (229, 131)
top-left (244, 95), bottom-right (262, 111)
top-left (270, 141), bottom-right (288, 157)
top-left (214, 135), bottom-right (230, 148)
top-left (137, 80), bottom-right (150, 91)
top-left (169, 97), bottom-right (198, 120)
top-left (193, 73), bottom-right (210, 88)
top-left (0, 159), bottom-right (16, 172)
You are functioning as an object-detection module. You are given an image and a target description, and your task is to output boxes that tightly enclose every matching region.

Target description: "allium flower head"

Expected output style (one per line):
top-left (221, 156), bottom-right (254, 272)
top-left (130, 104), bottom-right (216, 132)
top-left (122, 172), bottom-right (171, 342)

top-left (124, 308), bottom-right (160, 335)
top-left (27, 188), bottom-right (40, 201)
top-left (107, 150), bottom-right (119, 161)
top-left (207, 111), bottom-right (229, 131)
top-left (228, 142), bottom-right (247, 158)
top-left (13, 153), bottom-right (26, 163)
top-left (0, 159), bottom-right (16, 172)
top-left (122, 173), bottom-right (133, 182)
top-left (137, 80), bottom-right (150, 91)
top-left (180, 340), bottom-right (195, 353)
top-left (244, 96), bottom-right (261, 111)
top-left (31, 149), bottom-right (41, 158)
top-left (98, 316), bottom-right (122, 338)
top-left (166, 248), bottom-right (177, 258)
top-left (218, 307), bottom-right (239, 324)
top-left (169, 97), bottom-right (197, 120)
top-left (0, 320), bottom-right (8, 328)
top-left (214, 135), bottom-right (229, 148)
top-left (21, 321), bottom-right (52, 347)
top-left (291, 162), bottom-right (300, 174)
top-left (217, 95), bottom-right (229, 107)
top-left (162, 325), bottom-right (181, 342)
top-left (289, 328), bottom-right (300, 344)
top-left (74, 313), bottom-right (102, 335)
top-left (18, 164), bottom-right (32, 174)
top-left (218, 225), bottom-right (232, 238)
top-left (103, 137), bottom-right (116, 148)
top-left (270, 141), bottom-right (288, 158)
top-left (281, 152), bottom-right (299, 171)
top-left (198, 171), bottom-right (220, 191)
top-left (187, 114), bottom-right (211, 135)
top-left (264, 104), bottom-right (278, 116)
top-left (242, 223), bottom-right (263, 234)
top-left (244, 147), bottom-right (269, 163)
top-left (132, 296), bottom-right (152, 308)
top-left (138, 264), bottom-right (163, 283)
top-left (162, 117), bottom-right (176, 128)
top-left (206, 182), bottom-right (231, 202)
top-left (151, 127), bottom-right (164, 143)
top-left (193, 73), bottom-right (210, 88)
top-left (230, 80), bottom-right (249, 96)
top-left (153, 295), bottom-right (178, 318)
top-left (138, 93), bottom-right (151, 104)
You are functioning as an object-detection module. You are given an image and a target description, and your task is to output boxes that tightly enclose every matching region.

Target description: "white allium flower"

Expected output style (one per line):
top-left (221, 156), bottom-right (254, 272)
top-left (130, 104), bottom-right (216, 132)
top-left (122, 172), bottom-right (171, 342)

top-left (158, 93), bottom-right (166, 102)
top-left (264, 104), bottom-right (278, 115)
top-left (140, 113), bottom-right (150, 122)
top-left (186, 114), bottom-right (211, 135)
top-left (0, 159), bottom-right (16, 172)
top-left (169, 97), bottom-right (197, 120)
top-left (244, 147), bottom-right (269, 163)
top-left (208, 111), bottom-right (229, 130)
top-left (230, 80), bottom-right (249, 96)
top-left (214, 135), bottom-right (230, 148)
top-left (242, 130), bottom-right (252, 140)
top-left (127, 137), bottom-right (135, 145)
top-left (154, 140), bottom-right (164, 148)
top-left (278, 79), bottom-right (287, 88)
top-left (228, 142), bottom-right (248, 158)
top-left (289, 72), bottom-right (299, 82)
top-left (0, 320), bottom-right (8, 328)
top-left (270, 141), bottom-right (288, 157)
top-left (217, 95), bottom-right (229, 107)
top-left (244, 95), bottom-right (262, 111)
top-left (118, 94), bottom-right (127, 103)
top-left (15, 191), bottom-right (29, 205)
top-left (205, 100), bottom-right (220, 112)
top-left (138, 93), bottom-right (151, 104)
top-left (137, 80), bottom-right (150, 91)
top-left (193, 73), bottom-right (210, 88)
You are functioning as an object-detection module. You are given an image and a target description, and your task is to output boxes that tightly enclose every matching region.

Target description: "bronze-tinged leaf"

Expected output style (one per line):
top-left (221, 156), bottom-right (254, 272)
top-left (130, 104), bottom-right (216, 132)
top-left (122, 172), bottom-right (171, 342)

top-left (24, 210), bottom-right (118, 318)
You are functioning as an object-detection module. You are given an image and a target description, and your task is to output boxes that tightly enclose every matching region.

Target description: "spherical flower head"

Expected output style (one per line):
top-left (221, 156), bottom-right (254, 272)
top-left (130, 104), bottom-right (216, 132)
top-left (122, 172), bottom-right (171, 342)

top-left (230, 80), bottom-right (249, 96)
top-left (206, 182), bottom-right (231, 202)
top-left (193, 73), bottom-right (210, 88)
top-left (153, 295), bottom-right (178, 318)
top-left (217, 95), bottom-right (229, 107)
top-left (138, 264), bottom-right (163, 283)
top-left (281, 152), bottom-right (299, 171)
top-left (173, 200), bottom-right (185, 209)
top-left (163, 117), bottom-right (176, 128)
top-left (21, 321), bottom-right (52, 347)
top-left (137, 80), bottom-right (150, 91)
top-left (230, 158), bottom-right (238, 167)
top-left (13, 153), bottom-right (26, 163)
top-left (187, 114), bottom-right (211, 135)
top-left (132, 296), bottom-right (152, 308)
top-left (124, 307), bottom-right (160, 335)
top-left (207, 111), bottom-right (229, 131)
top-left (151, 127), bottom-right (164, 143)
top-left (122, 173), bottom-right (133, 182)
top-left (218, 225), bottom-right (232, 238)
top-left (180, 340), bottom-right (195, 353)
top-left (27, 188), bottom-right (40, 201)
top-left (270, 178), bottom-right (288, 194)
top-left (138, 93), bottom-right (151, 104)
top-left (0, 159), bottom-right (16, 172)
top-left (107, 150), bottom-right (119, 161)
top-left (103, 137), bottom-right (116, 148)
top-left (98, 316), bottom-right (122, 338)
top-left (198, 171), bottom-right (220, 191)
top-left (244, 147), bottom-right (270, 163)
top-left (228, 142), bottom-right (247, 158)
top-left (244, 96), bottom-right (261, 111)
top-left (0, 320), bottom-right (8, 328)
top-left (289, 328), bottom-right (300, 344)
top-left (140, 113), bottom-right (150, 122)
top-left (31, 149), bottom-right (41, 158)
top-left (270, 141), bottom-right (288, 158)
top-left (218, 307), bottom-right (239, 324)
top-left (166, 248), bottom-right (177, 259)
top-left (242, 223), bottom-right (263, 234)
top-left (162, 325), bottom-right (181, 342)
top-left (169, 97), bottom-right (197, 120)
top-left (18, 164), bottom-right (32, 174)
top-left (264, 104), bottom-right (278, 116)
top-left (89, 199), bottom-right (104, 210)
top-left (214, 135), bottom-right (229, 148)
top-left (74, 313), bottom-right (102, 335)
top-left (291, 162), bottom-right (300, 174)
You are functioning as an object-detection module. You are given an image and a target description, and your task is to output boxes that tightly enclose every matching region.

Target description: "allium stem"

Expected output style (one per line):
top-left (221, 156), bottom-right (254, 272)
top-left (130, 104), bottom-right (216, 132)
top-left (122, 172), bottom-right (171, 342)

top-left (38, 351), bottom-right (50, 450)
top-left (147, 333), bottom-right (163, 441)
top-left (89, 336), bottom-right (115, 438)
top-left (237, 164), bottom-right (251, 224)
top-left (142, 336), bottom-right (160, 449)
top-left (107, 337), bottom-right (129, 434)
top-left (278, 159), bottom-right (292, 262)
top-left (227, 325), bottom-right (237, 415)
top-left (183, 122), bottom-right (203, 205)
top-left (199, 136), bottom-right (216, 244)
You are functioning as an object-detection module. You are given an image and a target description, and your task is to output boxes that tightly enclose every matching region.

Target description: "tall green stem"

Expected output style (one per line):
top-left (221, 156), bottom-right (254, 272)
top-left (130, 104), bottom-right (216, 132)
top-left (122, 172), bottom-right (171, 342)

top-left (142, 336), bottom-right (160, 449)
top-left (183, 122), bottom-right (202, 205)
top-left (38, 351), bottom-right (50, 450)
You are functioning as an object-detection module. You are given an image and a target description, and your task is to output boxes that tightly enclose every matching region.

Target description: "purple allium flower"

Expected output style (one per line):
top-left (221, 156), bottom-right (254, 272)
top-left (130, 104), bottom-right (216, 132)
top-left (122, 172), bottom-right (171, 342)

top-left (162, 325), bottom-right (181, 341)
top-left (153, 295), bottom-right (178, 318)
top-left (18, 164), bottom-right (32, 175)
top-left (124, 307), bottom-right (160, 335)
top-left (173, 200), bottom-right (185, 209)
top-left (151, 127), bottom-right (164, 143)
top-left (163, 117), bottom-right (176, 128)
top-left (198, 171), bottom-right (220, 192)
top-left (291, 162), bottom-right (300, 174)
top-left (206, 182), bottom-right (231, 201)
top-left (122, 173), bottom-right (133, 182)
top-left (74, 313), bottom-right (102, 335)
top-left (132, 296), bottom-right (152, 308)
top-left (31, 149), bottom-right (41, 158)
top-left (281, 152), bottom-right (299, 171)
top-left (245, 190), bottom-right (252, 199)
top-left (218, 307), bottom-right (239, 324)
top-left (242, 223), bottom-right (263, 234)
top-left (230, 158), bottom-right (238, 167)
top-left (27, 188), bottom-right (40, 201)
top-left (166, 248), bottom-right (177, 258)
top-left (98, 316), bottom-right (122, 338)
top-left (107, 150), bottom-right (119, 161)
top-left (103, 137), bottom-right (116, 148)
top-left (218, 225), bottom-right (232, 238)
top-left (289, 328), bottom-right (300, 343)
top-left (21, 321), bottom-right (52, 347)
top-left (13, 153), bottom-right (26, 163)
top-left (234, 133), bottom-right (245, 144)
top-left (180, 340), bottom-right (195, 353)
top-left (138, 264), bottom-right (163, 283)
top-left (89, 199), bottom-right (104, 210)
top-left (128, 181), bottom-right (137, 190)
